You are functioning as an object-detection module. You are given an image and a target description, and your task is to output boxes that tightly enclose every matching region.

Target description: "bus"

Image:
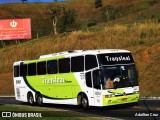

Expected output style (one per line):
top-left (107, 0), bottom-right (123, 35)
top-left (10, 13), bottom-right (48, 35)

top-left (13, 49), bottom-right (139, 109)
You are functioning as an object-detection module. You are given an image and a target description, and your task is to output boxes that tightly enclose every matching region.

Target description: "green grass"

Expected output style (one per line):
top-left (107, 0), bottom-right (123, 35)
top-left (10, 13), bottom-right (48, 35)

top-left (0, 104), bottom-right (101, 120)
top-left (135, 1), bottom-right (153, 10)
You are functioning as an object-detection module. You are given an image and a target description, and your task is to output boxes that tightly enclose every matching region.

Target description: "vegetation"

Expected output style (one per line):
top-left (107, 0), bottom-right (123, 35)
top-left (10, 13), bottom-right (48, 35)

top-left (0, 104), bottom-right (103, 119)
top-left (94, 0), bottom-right (103, 8)
top-left (0, 0), bottom-right (160, 96)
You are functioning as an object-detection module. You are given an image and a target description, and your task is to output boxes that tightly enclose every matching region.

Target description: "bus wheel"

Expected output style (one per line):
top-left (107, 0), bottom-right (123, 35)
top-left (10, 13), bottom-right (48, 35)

top-left (27, 93), bottom-right (34, 105)
top-left (37, 94), bottom-right (43, 106)
top-left (81, 94), bottom-right (89, 110)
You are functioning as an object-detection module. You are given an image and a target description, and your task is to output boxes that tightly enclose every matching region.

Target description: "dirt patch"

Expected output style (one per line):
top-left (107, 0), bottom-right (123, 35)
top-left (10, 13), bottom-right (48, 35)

top-left (128, 44), bottom-right (160, 96)
top-left (0, 72), bottom-right (14, 95)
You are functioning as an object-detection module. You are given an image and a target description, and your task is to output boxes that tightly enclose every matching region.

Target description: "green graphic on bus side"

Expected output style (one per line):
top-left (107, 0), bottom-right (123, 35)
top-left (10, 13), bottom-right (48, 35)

top-left (103, 93), bottom-right (139, 106)
top-left (23, 55), bottom-right (82, 99)
top-left (26, 73), bottom-right (82, 99)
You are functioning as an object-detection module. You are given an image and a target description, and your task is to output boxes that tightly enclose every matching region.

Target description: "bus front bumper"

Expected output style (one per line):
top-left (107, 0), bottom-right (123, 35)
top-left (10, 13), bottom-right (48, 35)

top-left (103, 93), bottom-right (139, 106)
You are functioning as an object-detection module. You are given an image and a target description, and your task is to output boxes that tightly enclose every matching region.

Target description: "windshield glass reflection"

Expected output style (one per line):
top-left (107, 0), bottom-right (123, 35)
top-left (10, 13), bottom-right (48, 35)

top-left (101, 64), bottom-right (138, 89)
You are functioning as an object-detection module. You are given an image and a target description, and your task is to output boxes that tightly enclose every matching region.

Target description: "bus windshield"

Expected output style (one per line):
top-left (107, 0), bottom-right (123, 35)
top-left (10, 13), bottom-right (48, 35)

top-left (101, 65), bottom-right (138, 89)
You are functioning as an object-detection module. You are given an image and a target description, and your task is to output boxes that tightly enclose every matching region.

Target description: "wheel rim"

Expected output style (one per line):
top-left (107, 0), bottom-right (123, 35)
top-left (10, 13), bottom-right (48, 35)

top-left (29, 96), bottom-right (33, 104)
top-left (38, 96), bottom-right (42, 105)
top-left (82, 97), bottom-right (88, 108)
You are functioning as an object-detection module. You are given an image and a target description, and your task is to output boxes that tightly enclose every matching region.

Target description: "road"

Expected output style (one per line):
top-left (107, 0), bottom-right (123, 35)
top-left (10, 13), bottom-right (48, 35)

top-left (0, 97), bottom-right (160, 120)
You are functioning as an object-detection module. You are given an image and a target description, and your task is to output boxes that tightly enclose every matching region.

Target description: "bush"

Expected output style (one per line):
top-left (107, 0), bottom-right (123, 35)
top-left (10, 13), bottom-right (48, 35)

top-left (94, 0), bottom-right (103, 8)
top-left (101, 5), bottom-right (120, 22)
top-left (87, 22), bottom-right (97, 27)
top-left (58, 8), bottom-right (77, 33)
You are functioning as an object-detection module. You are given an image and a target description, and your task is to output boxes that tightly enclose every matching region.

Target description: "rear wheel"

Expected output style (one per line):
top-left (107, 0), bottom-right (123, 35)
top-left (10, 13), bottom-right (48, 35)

top-left (36, 94), bottom-right (43, 106)
top-left (27, 93), bottom-right (34, 105)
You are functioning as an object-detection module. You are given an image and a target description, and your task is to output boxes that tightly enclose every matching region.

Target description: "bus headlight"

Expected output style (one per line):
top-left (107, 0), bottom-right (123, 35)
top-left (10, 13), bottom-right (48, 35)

top-left (105, 95), bottom-right (110, 98)
top-left (105, 94), bottom-right (115, 98)
top-left (134, 91), bottom-right (139, 94)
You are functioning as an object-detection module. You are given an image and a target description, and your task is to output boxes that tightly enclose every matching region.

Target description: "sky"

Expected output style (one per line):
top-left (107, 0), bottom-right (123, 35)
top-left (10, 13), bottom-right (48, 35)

top-left (0, 0), bottom-right (68, 4)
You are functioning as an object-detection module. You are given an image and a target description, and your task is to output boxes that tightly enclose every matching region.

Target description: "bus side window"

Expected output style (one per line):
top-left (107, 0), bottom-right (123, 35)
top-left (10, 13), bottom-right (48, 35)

top-left (71, 56), bottom-right (84, 72)
top-left (28, 63), bottom-right (36, 76)
top-left (37, 61), bottom-right (46, 75)
top-left (20, 64), bottom-right (27, 76)
top-left (59, 58), bottom-right (70, 73)
top-left (14, 65), bottom-right (19, 77)
top-left (86, 72), bottom-right (92, 88)
top-left (47, 60), bottom-right (58, 74)
top-left (85, 55), bottom-right (98, 70)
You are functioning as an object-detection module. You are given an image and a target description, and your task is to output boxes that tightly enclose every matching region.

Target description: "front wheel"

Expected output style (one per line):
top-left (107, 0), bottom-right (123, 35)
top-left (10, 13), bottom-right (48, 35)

top-left (81, 94), bottom-right (89, 110)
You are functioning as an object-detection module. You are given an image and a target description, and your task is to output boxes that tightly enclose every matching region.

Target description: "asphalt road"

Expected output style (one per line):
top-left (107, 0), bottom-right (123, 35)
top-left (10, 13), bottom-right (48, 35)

top-left (0, 97), bottom-right (160, 120)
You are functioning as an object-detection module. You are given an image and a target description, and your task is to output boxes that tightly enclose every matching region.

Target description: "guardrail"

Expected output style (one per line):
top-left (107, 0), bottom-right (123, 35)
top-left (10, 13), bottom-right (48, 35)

top-left (140, 96), bottom-right (160, 100)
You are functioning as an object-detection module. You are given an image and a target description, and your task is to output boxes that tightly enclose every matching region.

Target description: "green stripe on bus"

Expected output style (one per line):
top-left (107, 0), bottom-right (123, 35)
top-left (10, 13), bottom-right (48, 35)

top-left (24, 73), bottom-right (82, 99)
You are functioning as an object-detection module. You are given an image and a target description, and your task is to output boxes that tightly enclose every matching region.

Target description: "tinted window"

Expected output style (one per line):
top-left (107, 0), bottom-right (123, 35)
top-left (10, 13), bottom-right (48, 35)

top-left (14, 65), bottom-right (19, 77)
top-left (20, 64), bottom-right (27, 76)
top-left (85, 55), bottom-right (98, 70)
top-left (71, 56), bottom-right (84, 72)
top-left (93, 70), bottom-right (101, 89)
top-left (59, 58), bottom-right (70, 73)
top-left (86, 72), bottom-right (92, 88)
top-left (28, 63), bottom-right (36, 76)
top-left (47, 60), bottom-right (58, 74)
top-left (37, 61), bottom-right (46, 75)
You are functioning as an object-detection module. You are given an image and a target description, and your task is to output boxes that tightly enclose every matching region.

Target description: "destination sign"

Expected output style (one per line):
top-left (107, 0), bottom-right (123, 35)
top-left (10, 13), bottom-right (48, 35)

top-left (98, 53), bottom-right (134, 65)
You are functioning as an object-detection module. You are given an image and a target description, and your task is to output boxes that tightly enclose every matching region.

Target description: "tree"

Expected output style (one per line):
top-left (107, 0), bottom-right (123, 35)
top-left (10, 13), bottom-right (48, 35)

top-left (101, 5), bottom-right (119, 22)
top-left (49, 6), bottom-right (77, 35)
top-left (50, 6), bottom-right (64, 35)
top-left (21, 0), bottom-right (27, 3)
top-left (59, 8), bottom-right (77, 32)
top-left (95, 0), bottom-right (103, 8)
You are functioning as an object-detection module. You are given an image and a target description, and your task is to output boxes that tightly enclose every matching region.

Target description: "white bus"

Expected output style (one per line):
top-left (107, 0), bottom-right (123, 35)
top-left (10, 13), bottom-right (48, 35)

top-left (13, 49), bottom-right (139, 109)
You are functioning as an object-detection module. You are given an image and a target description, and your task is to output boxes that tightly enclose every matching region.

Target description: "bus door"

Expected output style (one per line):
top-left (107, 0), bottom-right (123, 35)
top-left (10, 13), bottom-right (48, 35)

top-left (92, 69), bottom-right (102, 106)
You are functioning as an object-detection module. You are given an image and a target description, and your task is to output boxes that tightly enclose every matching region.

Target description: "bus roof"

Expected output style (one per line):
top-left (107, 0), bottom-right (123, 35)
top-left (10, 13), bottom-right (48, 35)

top-left (14, 49), bottom-right (131, 64)
top-left (39, 49), bottom-right (130, 59)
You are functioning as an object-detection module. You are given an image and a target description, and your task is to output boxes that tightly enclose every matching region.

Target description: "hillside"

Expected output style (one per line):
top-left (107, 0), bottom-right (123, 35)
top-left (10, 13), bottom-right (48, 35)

top-left (0, 0), bottom-right (160, 96)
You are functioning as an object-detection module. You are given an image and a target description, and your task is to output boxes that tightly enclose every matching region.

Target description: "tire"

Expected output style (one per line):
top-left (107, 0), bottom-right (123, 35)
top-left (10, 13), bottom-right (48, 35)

top-left (27, 93), bottom-right (34, 105)
top-left (81, 94), bottom-right (89, 110)
top-left (36, 94), bottom-right (43, 106)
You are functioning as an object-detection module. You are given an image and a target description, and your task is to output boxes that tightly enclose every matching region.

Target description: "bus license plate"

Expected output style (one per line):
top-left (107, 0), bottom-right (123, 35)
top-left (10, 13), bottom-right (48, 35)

top-left (121, 98), bottom-right (127, 102)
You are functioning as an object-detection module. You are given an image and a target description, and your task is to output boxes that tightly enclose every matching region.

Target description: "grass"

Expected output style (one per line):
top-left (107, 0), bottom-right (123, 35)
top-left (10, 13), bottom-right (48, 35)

top-left (0, 21), bottom-right (160, 96)
top-left (1, 0), bottom-right (159, 38)
top-left (0, 104), bottom-right (102, 120)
